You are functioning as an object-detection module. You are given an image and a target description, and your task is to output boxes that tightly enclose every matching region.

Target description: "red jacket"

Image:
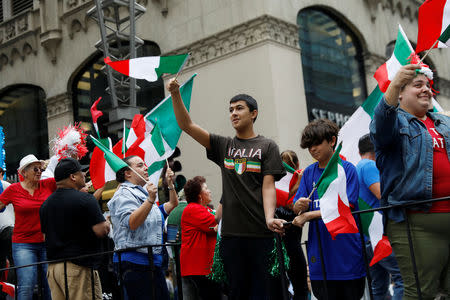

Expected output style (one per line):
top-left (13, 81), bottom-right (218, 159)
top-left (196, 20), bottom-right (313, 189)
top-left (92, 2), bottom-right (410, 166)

top-left (180, 203), bottom-right (217, 276)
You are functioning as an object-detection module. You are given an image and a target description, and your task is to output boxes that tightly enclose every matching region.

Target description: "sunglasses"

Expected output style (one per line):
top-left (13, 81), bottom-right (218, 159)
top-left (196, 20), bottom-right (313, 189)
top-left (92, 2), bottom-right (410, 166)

top-left (31, 167), bottom-right (44, 173)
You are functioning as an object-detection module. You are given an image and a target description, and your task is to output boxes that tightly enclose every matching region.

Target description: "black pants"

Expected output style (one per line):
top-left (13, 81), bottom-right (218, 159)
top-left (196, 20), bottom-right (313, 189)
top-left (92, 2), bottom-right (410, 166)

top-left (114, 261), bottom-right (169, 300)
top-left (220, 236), bottom-right (284, 300)
top-left (0, 227), bottom-right (13, 282)
top-left (311, 277), bottom-right (365, 300)
top-left (283, 226), bottom-right (308, 300)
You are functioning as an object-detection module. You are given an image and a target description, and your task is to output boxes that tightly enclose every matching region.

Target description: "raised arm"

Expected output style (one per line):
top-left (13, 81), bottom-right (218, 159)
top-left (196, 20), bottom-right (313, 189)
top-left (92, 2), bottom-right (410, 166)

top-left (371, 64), bottom-right (421, 150)
top-left (128, 183), bottom-right (158, 230)
top-left (167, 78), bottom-right (211, 150)
top-left (163, 168), bottom-right (179, 214)
top-left (385, 64), bottom-right (421, 106)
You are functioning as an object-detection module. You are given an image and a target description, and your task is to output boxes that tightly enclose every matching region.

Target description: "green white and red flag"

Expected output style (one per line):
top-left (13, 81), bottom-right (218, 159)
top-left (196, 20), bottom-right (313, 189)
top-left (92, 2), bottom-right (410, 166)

top-left (104, 54), bottom-right (189, 82)
top-left (125, 114), bottom-right (146, 152)
top-left (0, 281), bottom-right (14, 298)
top-left (275, 162), bottom-right (298, 207)
top-left (90, 97), bottom-right (103, 138)
top-left (341, 25), bottom-right (443, 165)
top-left (89, 137), bottom-right (126, 189)
top-left (416, 0), bottom-right (450, 53)
top-left (121, 120), bottom-right (130, 158)
top-left (374, 25), bottom-right (422, 93)
top-left (338, 86), bottom-right (383, 165)
top-left (126, 74), bottom-right (196, 187)
top-left (358, 198), bottom-right (393, 266)
top-left (315, 143), bottom-right (359, 240)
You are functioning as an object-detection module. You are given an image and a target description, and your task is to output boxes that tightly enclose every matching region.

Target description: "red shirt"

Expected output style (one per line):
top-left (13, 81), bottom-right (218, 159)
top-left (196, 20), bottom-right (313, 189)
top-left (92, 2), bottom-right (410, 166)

top-left (0, 178), bottom-right (57, 243)
top-left (421, 117), bottom-right (450, 212)
top-left (180, 203), bottom-right (217, 276)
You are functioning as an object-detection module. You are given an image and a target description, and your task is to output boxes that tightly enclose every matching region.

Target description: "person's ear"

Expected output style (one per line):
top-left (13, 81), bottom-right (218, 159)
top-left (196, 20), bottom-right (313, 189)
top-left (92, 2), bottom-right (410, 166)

top-left (251, 110), bottom-right (258, 120)
top-left (331, 136), bottom-right (337, 148)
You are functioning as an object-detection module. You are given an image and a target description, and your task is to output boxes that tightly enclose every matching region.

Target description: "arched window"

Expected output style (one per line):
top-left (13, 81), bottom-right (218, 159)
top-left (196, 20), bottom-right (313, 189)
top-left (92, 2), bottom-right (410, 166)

top-left (71, 41), bottom-right (165, 143)
top-left (0, 85), bottom-right (48, 179)
top-left (298, 8), bottom-right (367, 126)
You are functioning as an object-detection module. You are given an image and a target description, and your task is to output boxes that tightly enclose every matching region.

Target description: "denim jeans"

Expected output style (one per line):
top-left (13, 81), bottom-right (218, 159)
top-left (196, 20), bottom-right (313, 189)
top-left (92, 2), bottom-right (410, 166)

top-left (365, 241), bottom-right (404, 300)
top-left (12, 243), bottom-right (51, 300)
top-left (114, 261), bottom-right (169, 300)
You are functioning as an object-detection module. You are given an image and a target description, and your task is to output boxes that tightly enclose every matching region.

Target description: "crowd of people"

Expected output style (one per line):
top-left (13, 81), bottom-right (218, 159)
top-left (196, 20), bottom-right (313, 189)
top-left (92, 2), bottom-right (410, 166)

top-left (0, 63), bottom-right (448, 300)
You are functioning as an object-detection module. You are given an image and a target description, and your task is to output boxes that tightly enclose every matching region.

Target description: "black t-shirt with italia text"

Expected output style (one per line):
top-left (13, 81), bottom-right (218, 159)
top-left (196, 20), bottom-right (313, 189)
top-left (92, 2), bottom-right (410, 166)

top-left (40, 188), bottom-right (106, 268)
top-left (207, 134), bottom-right (285, 238)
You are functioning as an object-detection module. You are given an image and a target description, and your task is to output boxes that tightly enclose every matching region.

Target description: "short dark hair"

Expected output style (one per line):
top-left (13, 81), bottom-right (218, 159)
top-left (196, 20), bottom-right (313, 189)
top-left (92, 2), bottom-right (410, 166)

top-left (300, 119), bottom-right (339, 150)
top-left (183, 176), bottom-right (206, 204)
top-left (358, 134), bottom-right (375, 155)
top-left (229, 94), bottom-right (258, 122)
top-left (116, 156), bottom-right (138, 183)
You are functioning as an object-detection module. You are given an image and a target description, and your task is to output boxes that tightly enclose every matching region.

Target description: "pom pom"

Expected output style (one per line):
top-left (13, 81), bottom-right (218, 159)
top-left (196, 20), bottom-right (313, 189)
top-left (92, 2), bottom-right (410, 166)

top-left (408, 53), bottom-right (433, 80)
top-left (52, 123), bottom-right (88, 160)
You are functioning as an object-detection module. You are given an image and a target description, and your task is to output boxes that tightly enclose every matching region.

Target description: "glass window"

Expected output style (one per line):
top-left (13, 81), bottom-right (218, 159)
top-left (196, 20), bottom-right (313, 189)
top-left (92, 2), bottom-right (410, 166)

top-left (12, 0), bottom-right (33, 16)
top-left (0, 85), bottom-right (48, 180)
top-left (297, 8), bottom-right (367, 126)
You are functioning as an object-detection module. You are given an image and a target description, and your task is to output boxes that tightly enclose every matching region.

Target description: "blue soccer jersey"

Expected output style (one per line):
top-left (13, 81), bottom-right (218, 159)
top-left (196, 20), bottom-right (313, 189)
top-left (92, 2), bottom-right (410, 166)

top-left (294, 160), bottom-right (365, 280)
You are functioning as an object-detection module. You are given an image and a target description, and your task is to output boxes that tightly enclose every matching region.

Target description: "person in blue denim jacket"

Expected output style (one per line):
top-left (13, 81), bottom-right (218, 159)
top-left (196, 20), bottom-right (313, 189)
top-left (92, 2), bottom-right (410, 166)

top-left (108, 155), bottom-right (179, 300)
top-left (370, 63), bottom-right (450, 300)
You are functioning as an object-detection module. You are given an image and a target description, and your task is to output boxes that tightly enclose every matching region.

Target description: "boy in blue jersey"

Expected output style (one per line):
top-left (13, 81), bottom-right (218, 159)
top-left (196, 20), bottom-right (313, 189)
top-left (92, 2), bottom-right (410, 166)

top-left (356, 134), bottom-right (403, 300)
top-left (292, 119), bottom-right (365, 300)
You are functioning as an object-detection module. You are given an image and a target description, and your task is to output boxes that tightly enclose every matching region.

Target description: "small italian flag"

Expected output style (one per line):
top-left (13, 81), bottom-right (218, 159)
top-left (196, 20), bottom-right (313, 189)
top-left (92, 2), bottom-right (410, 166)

top-left (104, 54), bottom-right (189, 82)
top-left (416, 0), bottom-right (450, 53)
top-left (374, 25), bottom-right (418, 93)
top-left (126, 74), bottom-right (196, 187)
top-left (0, 281), bottom-right (14, 298)
top-left (315, 143), bottom-right (359, 240)
top-left (90, 97), bottom-right (103, 138)
top-left (89, 137), bottom-right (128, 189)
top-left (275, 162), bottom-right (299, 207)
top-left (338, 86), bottom-right (383, 165)
top-left (358, 198), bottom-right (393, 266)
top-left (340, 25), bottom-right (443, 165)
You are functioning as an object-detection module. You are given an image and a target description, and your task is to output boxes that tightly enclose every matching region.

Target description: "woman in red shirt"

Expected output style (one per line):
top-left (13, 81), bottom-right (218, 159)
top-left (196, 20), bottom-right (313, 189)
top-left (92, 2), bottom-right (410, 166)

top-left (0, 154), bottom-right (56, 300)
top-left (180, 176), bottom-right (221, 300)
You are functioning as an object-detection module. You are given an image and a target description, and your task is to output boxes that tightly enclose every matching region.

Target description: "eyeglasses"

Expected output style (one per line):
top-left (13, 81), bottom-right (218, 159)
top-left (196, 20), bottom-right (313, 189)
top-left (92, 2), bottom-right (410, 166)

top-left (32, 167), bottom-right (44, 173)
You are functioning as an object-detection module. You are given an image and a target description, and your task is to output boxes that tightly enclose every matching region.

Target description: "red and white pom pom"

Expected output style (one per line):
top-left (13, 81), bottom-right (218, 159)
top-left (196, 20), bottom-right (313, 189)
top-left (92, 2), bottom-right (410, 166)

top-left (52, 123), bottom-right (88, 160)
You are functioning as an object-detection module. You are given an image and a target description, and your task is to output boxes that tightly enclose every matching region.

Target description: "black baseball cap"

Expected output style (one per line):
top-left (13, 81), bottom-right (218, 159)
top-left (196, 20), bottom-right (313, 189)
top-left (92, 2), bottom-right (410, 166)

top-left (54, 158), bottom-right (83, 182)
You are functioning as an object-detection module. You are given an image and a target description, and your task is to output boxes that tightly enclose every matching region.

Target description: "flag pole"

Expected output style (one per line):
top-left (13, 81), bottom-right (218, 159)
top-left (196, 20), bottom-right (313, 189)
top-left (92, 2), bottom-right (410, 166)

top-left (122, 120), bottom-right (126, 158)
top-left (128, 166), bottom-right (149, 184)
top-left (307, 186), bottom-right (317, 200)
top-left (418, 39), bottom-right (439, 64)
top-left (173, 53), bottom-right (191, 81)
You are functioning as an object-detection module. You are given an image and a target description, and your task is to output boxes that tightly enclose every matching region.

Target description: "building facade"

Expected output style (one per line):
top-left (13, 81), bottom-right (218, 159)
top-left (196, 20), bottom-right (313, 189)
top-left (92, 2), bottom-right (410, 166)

top-left (1, 0), bottom-right (450, 199)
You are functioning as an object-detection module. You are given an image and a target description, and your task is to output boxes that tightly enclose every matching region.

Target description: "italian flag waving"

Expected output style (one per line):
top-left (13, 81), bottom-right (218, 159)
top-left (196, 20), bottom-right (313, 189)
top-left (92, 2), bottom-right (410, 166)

top-left (358, 198), bottom-right (393, 266)
top-left (275, 162), bottom-right (300, 207)
top-left (315, 143), bottom-right (359, 240)
top-left (90, 137), bottom-right (126, 189)
top-left (416, 0), bottom-right (450, 53)
top-left (374, 25), bottom-right (415, 93)
top-left (104, 54), bottom-right (189, 82)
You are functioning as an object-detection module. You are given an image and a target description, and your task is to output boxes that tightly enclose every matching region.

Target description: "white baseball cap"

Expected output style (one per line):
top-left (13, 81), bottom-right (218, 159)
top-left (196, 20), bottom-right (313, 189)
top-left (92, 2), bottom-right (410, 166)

top-left (18, 154), bottom-right (44, 174)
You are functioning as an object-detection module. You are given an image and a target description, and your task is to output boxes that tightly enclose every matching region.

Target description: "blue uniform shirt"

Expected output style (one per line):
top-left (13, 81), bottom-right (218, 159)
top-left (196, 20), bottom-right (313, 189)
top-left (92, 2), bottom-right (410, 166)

top-left (294, 160), bottom-right (365, 281)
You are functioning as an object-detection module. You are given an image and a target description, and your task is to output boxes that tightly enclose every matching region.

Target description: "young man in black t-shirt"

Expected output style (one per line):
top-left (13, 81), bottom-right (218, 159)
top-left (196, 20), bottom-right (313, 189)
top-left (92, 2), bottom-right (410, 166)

top-left (167, 79), bottom-right (286, 299)
top-left (40, 158), bottom-right (110, 300)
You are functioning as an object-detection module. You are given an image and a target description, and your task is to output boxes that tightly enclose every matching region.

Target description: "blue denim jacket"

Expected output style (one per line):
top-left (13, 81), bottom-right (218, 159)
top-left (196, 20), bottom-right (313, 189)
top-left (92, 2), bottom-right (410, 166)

top-left (370, 98), bottom-right (450, 223)
top-left (107, 181), bottom-right (166, 255)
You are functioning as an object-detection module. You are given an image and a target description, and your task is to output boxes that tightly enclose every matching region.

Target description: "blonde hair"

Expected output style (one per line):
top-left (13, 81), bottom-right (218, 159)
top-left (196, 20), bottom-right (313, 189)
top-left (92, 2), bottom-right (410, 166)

top-left (281, 150), bottom-right (299, 170)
